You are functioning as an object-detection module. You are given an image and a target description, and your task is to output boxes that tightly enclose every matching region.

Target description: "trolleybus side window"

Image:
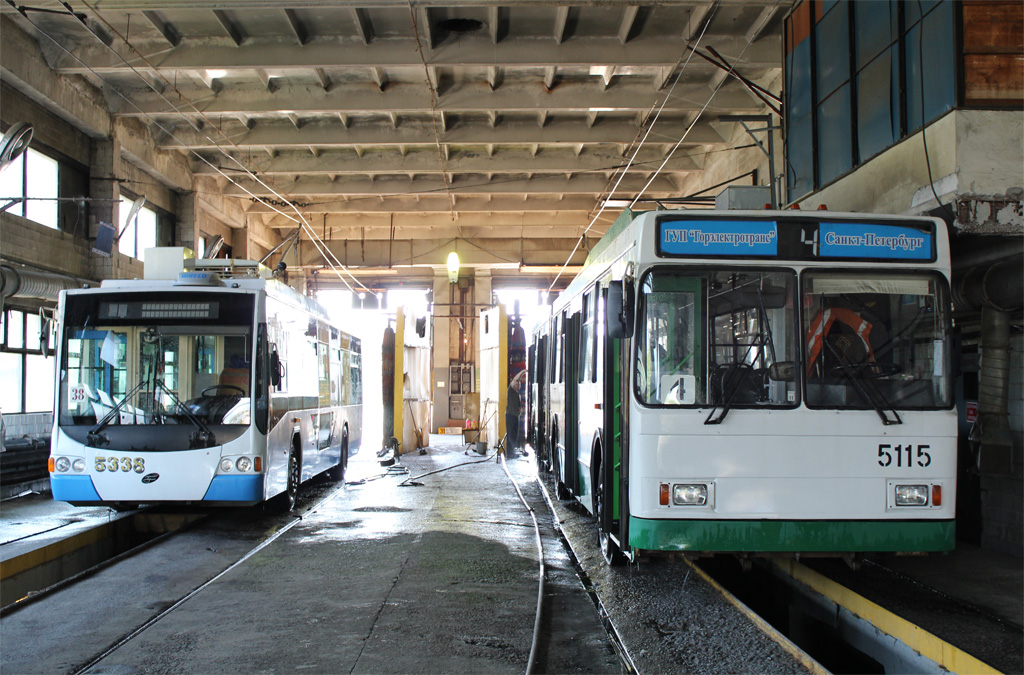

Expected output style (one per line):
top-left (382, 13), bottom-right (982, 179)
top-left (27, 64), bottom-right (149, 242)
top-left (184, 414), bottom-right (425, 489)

top-left (579, 289), bottom-right (594, 384)
top-left (636, 268), bottom-right (797, 408)
top-left (803, 271), bottom-right (952, 410)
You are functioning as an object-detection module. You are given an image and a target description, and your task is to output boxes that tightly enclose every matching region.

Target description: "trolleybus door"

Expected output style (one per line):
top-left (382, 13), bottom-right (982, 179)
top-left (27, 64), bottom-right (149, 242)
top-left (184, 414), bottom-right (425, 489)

top-left (601, 296), bottom-right (629, 550)
top-left (563, 310), bottom-right (582, 496)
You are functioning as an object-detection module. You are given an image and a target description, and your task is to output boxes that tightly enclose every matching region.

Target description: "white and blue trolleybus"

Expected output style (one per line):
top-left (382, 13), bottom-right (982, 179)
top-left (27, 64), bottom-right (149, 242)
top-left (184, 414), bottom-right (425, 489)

top-left (49, 253), bottom-right (362, 510)
top-left (529, 209), bottom-right (955, 564)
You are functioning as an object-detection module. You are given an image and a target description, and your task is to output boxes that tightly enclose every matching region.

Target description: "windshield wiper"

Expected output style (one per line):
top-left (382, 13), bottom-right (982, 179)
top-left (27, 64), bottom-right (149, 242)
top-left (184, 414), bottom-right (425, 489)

top-left (705, 287), bottom-right (775, 425)
top-left (87, 378), bottom-right (150, 447)
top-left (704, 363), bottom-right (753, 425)
top-left (825, 341), bottom-right (902, 426)
top-left (155, 379), bottom-right (216, 448)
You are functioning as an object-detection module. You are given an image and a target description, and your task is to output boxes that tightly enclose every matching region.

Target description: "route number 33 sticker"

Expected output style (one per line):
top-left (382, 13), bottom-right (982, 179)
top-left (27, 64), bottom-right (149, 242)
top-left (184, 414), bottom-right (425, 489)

top-left (878, 444), bottom-right (931, 468)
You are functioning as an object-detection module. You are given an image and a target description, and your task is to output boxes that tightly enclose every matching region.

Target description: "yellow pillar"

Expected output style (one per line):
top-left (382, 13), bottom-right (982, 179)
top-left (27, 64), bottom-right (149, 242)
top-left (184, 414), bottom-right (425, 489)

top-left (496, 306), bottom-right (508, 444)
top-left (394, 306), bottom-right (405, 454)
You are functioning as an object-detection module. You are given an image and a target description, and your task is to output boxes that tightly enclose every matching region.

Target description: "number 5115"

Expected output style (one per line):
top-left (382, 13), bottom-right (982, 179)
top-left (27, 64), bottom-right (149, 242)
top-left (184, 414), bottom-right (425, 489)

top-left (878, 444), bottom-right (931, 468)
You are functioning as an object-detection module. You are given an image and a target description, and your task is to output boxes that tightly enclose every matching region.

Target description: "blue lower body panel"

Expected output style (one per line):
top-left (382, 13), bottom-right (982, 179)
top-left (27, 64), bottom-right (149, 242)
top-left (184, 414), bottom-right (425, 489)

top-left (50, 475), bottom-right (101, 502)
top-left (203, 474), bottom-right (264, 502)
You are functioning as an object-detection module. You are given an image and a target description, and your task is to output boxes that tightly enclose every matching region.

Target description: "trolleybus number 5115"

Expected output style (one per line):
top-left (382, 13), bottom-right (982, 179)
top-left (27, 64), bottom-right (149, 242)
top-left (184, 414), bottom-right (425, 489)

top-left (877, 444), bottom-right (931, 468)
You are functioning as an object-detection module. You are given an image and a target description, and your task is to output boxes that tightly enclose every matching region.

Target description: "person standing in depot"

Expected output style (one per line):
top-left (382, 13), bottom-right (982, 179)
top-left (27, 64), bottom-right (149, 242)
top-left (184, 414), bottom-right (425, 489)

top-left (505, 370), bottom-right (527, 458)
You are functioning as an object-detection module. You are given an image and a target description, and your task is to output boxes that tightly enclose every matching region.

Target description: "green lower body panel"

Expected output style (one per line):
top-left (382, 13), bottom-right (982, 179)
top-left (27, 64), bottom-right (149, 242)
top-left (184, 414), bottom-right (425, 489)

top-left (629, 517), bottom-right (955, 553)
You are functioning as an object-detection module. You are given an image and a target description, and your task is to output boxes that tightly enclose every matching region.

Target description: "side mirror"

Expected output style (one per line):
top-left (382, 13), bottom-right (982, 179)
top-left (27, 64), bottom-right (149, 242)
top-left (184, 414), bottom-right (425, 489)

top-left (607, 279), bottom-right (635, 339)
top-left (270, 349), bottom-right (283, 388)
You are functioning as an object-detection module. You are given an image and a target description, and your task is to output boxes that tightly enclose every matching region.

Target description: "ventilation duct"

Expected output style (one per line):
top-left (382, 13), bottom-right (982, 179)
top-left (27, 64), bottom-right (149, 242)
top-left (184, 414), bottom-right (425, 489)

top-left (0, 265), bottom-right (86, 303)
top-left (954, 255), bottom-right (1023, 475)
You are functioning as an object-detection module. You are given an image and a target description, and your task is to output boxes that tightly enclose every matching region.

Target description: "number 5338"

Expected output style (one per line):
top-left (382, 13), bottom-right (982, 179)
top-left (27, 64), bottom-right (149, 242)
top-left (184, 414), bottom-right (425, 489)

top-left (95, 456), bottom-right (145, 473)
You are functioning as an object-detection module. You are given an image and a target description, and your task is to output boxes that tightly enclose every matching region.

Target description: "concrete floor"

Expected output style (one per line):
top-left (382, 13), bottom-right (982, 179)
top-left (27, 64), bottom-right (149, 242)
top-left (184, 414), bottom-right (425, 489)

top-left (1, 443), bottom-right (621, 674)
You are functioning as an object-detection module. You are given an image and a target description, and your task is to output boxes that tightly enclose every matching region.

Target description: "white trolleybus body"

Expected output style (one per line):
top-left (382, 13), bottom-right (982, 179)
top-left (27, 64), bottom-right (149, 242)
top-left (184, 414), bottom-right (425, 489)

top-left (530, 209), bottom-right (955, 563)
top-left (49, 256), bottom-right (362, 509)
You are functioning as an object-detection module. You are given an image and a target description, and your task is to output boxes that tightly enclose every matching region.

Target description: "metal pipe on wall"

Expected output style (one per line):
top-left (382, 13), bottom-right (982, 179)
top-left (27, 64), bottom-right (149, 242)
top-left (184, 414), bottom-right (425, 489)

top-left (0, 265), bottom-right (86, 303)
top-left (954, 256), bottom-right (1023, 474)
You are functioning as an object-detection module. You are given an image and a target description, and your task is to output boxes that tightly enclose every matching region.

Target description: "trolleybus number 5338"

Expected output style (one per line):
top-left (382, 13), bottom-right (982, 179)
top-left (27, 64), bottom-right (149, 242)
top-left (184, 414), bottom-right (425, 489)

top-left (95, 456), bottom-right (146, 473)
top-left (878, 444), bottom-right (931, 468)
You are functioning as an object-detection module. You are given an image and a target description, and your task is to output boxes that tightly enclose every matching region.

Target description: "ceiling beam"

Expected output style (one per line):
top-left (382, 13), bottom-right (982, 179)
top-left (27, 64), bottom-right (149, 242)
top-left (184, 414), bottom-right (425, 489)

top-left (747, 5), bottom-right (784, 43)
top-left (350, 7), bottom-right (373, 45)
top-left (193, 147), bottom-right (702, 176)
top-left (221, 172), bottom-right (681, 197)
top-left (282, 9), bottom-right (308, 46)
top-left (685, 3), bottom-right (716, 41)
top-left (116, 80), bottom-right (763, 117)
top-left (618, 5), bottom-right (640, 44)
top-left (211, 9), bottom-right (244, 46)
top-left (51, 35), bottom-right (781, 73)
top-left (265, 213), bottom-right (603, 235)
top-left (553, 6), bottom-right (571, 44)
top-left (157, 116), bottom-right (726, 149)
top-left (141, 11), bottom-right (181, 47)
top-left (247, 194), bottom-right (603, 215)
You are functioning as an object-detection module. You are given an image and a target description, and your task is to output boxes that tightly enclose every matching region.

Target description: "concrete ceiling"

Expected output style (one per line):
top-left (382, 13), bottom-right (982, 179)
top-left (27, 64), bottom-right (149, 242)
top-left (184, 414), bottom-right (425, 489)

top-left (2, 1), bottom-right (789, 289)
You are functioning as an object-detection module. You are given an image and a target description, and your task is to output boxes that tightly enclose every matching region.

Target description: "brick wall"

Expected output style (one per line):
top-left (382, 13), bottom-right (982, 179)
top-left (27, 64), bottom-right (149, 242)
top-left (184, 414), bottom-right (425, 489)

top-left (0, 213), bottom-right (93, 280)
top-left (1, 412), bottom-right (52, 444)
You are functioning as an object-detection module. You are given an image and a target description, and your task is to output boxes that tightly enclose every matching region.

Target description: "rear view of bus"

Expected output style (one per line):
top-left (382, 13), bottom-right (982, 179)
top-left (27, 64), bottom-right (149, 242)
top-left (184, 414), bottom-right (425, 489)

top-left (49, 285), bottom-right (266, 508)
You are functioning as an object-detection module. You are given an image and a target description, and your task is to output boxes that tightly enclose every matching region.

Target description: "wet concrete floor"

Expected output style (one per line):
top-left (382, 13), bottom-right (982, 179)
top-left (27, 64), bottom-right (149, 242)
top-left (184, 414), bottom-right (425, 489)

top-left (1, 446), bottom-right (620, 674)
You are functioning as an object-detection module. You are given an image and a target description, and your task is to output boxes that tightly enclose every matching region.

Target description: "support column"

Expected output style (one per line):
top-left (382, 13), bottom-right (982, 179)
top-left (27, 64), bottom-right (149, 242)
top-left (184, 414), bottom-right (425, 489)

top-left (175, 190), bottom-right (198, 253)
top-left (432, 269), bottom-right (453, 432)
top-left (89, 139), bottom-right (122, 280)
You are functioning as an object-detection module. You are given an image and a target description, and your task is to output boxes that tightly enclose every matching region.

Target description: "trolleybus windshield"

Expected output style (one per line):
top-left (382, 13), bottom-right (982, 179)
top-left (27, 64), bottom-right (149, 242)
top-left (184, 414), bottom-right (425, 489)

top-left (635, 268), bottom-right (798, 409)
top-left (803, 271), bottom-right (952, 411)
top-left (57, 292), bottom-right (256, 448)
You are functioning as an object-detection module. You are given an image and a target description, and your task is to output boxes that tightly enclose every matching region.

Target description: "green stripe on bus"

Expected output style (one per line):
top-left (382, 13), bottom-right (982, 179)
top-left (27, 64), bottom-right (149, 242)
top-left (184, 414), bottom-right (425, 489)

top-left (628, 518), bottom-right (955, 552)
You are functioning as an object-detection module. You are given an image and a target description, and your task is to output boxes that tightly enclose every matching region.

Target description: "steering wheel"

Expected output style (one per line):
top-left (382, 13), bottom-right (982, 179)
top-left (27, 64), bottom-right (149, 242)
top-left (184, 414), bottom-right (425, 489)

top-left (202, 384), bottom-right (245, 397)
top-left (831, 363), bottom-right (901, 379)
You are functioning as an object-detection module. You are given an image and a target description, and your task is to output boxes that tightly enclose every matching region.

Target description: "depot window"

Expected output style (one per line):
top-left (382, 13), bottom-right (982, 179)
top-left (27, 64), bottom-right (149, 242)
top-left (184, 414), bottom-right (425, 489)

top-left (0, 308), bottom-right (55, 414)
top-left (0, 147), bottom-right (59, 229)
top-left (784, 0), bottom-right (957, 202)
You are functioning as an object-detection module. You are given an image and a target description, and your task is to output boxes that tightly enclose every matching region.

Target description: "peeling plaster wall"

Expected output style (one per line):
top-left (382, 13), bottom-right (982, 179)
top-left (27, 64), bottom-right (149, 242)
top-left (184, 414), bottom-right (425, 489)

top-left (796, 110), bottom-right (1023, 233)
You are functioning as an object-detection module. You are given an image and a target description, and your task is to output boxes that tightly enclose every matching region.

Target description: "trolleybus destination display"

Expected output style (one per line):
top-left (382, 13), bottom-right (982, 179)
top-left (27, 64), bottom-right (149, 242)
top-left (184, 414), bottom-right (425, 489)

top-left (657, 217), bottom-right (935, 262)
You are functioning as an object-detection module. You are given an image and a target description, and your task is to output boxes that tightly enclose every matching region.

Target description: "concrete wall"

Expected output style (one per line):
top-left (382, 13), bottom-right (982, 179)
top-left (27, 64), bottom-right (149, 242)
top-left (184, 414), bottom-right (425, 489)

top-left (980, 333), bottom-right (1024, 556)
top-left (800, 109), bottom-right (1023, 229)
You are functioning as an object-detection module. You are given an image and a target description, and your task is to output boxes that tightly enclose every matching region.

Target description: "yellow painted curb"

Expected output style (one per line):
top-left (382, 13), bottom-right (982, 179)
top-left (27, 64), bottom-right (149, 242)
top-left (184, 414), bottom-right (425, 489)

top-left (775, 559), bottom-right (1002, 675)
top-left (1, 523), bottom-right (113, 580)
top-left (685, 559), bottom-right (830, 675)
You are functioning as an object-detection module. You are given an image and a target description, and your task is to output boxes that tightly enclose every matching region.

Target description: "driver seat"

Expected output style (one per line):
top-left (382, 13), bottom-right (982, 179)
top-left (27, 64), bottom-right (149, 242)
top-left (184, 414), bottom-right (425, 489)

top-left (218, 367), bottom-right (249, 395)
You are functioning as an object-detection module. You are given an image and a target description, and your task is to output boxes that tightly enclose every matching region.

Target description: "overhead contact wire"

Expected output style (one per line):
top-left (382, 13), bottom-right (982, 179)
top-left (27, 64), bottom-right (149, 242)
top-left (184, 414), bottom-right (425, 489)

top-left (629, 0), bottom-right (782, 210)
top-left (30, 1), bottom-right (370, 293)
top-left (73, 0), bottom-right (371, 293)
top-left (547, 2), bottom-right (719, 293)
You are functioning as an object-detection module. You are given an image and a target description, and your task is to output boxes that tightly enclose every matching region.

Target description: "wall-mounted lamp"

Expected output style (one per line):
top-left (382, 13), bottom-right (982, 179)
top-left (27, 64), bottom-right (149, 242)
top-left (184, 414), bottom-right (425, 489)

top-left (446, 251), bottom-right (460, 283)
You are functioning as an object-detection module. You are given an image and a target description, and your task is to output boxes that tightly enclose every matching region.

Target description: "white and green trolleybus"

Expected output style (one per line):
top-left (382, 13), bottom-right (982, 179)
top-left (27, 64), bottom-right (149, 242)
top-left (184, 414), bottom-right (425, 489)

top-left (529, 208), bottom-right (956, 564)
top-left (48, 253), bottom-right (362, 510)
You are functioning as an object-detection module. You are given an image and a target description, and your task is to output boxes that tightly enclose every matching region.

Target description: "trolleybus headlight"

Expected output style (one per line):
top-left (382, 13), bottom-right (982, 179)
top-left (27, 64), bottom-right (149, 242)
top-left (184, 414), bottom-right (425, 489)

top-left (54, 457), bottom-right (71, 473)
top-left (219, 458), bottom-right (234, 473)
top-left (72, 458), bottom-right (87, 473)
top-left (894, 484), bottom-right (928, 506)
top-left (236, 456), bottom-right (252, 472)
top-left (673, 484), bottom-right (708, 506)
